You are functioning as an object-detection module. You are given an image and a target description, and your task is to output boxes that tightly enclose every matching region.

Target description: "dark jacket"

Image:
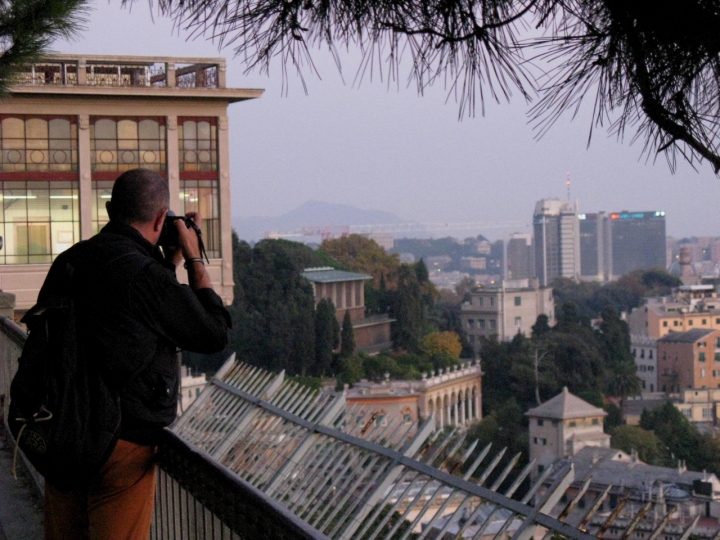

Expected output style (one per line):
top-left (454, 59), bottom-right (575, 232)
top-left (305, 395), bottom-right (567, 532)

top-left (37, 220), bottom-right (231, 445)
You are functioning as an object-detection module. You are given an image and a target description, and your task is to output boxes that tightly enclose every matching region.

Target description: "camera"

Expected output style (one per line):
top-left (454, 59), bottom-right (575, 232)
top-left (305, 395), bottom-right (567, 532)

top-left (159, 211), bottom-right (209, 262)
top-left (159, 211), bottom-right (193, 247)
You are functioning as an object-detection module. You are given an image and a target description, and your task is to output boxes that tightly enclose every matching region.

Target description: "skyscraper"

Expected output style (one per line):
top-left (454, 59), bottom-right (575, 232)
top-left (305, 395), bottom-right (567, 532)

top-left (579, 210), bottom-right (666, 282)
top-left (533, 199), bottom-right (580, 286)
top-left (608, 211), bottom-right (667, 279)
top-left (579, 212), bottom-right (609, 281)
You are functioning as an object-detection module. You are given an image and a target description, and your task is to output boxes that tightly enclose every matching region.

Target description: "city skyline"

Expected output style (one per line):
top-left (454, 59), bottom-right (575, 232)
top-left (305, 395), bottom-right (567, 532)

top-left (48, 2), bottom-right (720, 241)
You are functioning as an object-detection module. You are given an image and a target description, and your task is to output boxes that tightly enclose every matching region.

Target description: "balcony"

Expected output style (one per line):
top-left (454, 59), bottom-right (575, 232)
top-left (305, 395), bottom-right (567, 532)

top-left (8, 55), bottom-right (263, 103)
top-left (0, 316), bottom-right (712, 540)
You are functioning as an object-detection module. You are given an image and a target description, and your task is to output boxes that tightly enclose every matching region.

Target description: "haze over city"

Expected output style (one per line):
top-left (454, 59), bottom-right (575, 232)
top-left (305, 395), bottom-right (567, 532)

top-left (50, 1), bottom-right (720, 241)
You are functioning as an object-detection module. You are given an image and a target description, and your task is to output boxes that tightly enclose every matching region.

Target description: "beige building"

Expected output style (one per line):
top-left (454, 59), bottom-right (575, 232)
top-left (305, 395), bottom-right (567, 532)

top-left (628, 284), bottom-right (720, 339)
top-left (301, 267), bottom-right (394, 353)
top-left (178, 365), bottom-right (207, 416)
top-left (346, 361), bottom-right (482, 435)
top-left (1, 54), bottom-right (262, 311)
top-left (657, 328), bottom-right (720, 393)
top-left (460, 278), bottom-right (555, 351)
top-left (526, 388), bottom-right (610, 478)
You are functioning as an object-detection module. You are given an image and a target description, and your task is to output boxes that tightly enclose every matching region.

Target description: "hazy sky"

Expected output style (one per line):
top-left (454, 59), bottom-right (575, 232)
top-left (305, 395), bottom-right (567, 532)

top-left (51, 1), bottom-right (720, 240)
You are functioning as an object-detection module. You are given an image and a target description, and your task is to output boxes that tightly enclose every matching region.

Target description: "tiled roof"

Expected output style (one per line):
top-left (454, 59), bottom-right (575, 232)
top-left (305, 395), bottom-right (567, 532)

top-left (301, 267), bottom-right (371, 283)
top-left (657, 328), bottom-right (716, 343)
top-left (525, 387), bottom-right (607, 420)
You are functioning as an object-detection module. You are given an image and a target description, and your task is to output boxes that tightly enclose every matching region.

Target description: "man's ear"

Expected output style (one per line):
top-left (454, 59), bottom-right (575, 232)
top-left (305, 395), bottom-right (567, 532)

top-left (153, 209), bottom-right (167, 232)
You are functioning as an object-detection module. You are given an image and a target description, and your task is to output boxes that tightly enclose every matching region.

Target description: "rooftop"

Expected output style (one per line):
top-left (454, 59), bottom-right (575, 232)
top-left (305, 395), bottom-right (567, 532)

top-left (657, 328), bottom-right (717, 343)
top-left (525, 387), bottom-right (607, 420)
top-left (9, 54), bottom-right (263, 103)
top-left (301, 267), bottom-right (371, 283)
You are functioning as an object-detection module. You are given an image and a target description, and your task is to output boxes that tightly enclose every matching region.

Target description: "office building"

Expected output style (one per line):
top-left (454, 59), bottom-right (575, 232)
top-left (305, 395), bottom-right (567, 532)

top-left (609, 211), bottom-right (666, 279)
top-left (505, 233), bottom-right (533, 280)
top-left (579, 210), bottom-right (666, 282)
top-left (1, 54), bottom-right (262, 311)
top-left (578, 212), bottom-right (609, 281)
top-left (533, 199), bottom-right (580, 286)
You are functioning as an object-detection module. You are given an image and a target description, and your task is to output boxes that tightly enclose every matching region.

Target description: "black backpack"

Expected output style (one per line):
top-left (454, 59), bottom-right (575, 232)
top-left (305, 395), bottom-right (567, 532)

top-left (8, 258), bottom-right (121, 492)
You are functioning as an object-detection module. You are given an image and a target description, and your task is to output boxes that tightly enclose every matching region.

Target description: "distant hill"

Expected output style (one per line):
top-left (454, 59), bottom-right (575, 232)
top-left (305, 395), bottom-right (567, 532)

top-left (233, 201), bottom-right (402, 242)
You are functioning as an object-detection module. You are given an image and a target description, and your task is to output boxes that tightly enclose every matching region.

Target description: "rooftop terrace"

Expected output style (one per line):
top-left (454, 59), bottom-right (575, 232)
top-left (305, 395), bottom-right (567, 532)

top-left (9, 54), bottom-right (263, 102)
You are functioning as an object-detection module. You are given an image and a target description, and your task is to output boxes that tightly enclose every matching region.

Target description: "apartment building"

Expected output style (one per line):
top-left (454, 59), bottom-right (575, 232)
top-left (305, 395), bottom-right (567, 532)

top-left (460, 278), bottom-right (555, 352)
top-left (657, 328), bottom-right (720, 393)
top-left (631, 335), bottom-right (658, 393)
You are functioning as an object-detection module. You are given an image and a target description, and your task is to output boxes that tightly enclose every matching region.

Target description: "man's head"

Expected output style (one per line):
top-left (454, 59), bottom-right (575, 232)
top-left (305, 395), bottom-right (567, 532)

top-left (107, 168), bottom-right (169, 244)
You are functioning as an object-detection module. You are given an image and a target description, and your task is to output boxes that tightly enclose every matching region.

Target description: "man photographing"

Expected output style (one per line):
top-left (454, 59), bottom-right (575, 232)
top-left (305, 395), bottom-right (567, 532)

top-left (38, 168), bottom-right (230, 540)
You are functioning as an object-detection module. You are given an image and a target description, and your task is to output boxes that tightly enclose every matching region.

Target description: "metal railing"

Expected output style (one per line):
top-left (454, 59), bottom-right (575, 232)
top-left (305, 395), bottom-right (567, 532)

top-left (1, 315), bottom-right (718, 539)
top-left (11, 55), bottom-right (225, 89)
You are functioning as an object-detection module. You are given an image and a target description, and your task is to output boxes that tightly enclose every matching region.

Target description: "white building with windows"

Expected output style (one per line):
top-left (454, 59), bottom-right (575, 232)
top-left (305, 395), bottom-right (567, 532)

top-left (1, 54), bottom-right (262, 312)
top-left (631, 335), bottom-right (658, 393)
top-left (460, 278), bottom-right (555, 352)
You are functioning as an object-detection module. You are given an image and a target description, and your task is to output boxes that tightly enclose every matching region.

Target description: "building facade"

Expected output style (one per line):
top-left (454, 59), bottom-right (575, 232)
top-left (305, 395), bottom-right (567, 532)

top-left (1, 54), bottom-right (262, 311)
top-left (579, 210), bottom-right (666, 282)
top-left (460, 278), bottom-right (555, 351)
top-left (657, 328), bottom-right (720, 393)
top-left (533, 199), bottom-right (580, 286)
top-left (627, 285), bottom-right (720, 338)
top-left (505, 233), bottom-right (533, 280)
top-left (301, 267), bottom-right (394, 353)
top-left (346, 361), bottom-right (482, 435)
top-left (631, 335), bottom-right (658, 393)
top-left (526, 388), bottom-right (610, 478)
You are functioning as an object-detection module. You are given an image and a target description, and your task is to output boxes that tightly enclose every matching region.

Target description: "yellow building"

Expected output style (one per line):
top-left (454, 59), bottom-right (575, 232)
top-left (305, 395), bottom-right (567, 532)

top-left (628, 284), bottom-right (720, 339)
top-left (1, 54), bottom-right (262, 311)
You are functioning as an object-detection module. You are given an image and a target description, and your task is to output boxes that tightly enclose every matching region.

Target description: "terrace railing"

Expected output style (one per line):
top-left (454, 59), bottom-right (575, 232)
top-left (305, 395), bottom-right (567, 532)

top-left (11, 55), bottom-right (226, 89)
top-left (0, 315), bottom-right (715, 539)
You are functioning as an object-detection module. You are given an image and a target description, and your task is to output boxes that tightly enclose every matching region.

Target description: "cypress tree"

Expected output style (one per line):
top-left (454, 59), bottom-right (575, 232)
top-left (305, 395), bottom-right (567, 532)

top-left (340, 310), bottom-right (355, 358)
top-left (314, 299), bottom-right (338, 376)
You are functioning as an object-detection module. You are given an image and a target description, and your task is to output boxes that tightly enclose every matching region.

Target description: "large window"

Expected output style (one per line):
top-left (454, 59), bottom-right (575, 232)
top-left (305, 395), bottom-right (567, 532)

top-left (0, 116), bottom-right (79, 264)
top-left (90, 117), bottom-right (166, 173)
top-left (179, 118), bottom-right (219, 257)
top-left (0, 180), bottom-right (79, 264)
top-left (92, 180), bottom-right (113, 235)
top-left (1, 116), bottom-right (77, 172)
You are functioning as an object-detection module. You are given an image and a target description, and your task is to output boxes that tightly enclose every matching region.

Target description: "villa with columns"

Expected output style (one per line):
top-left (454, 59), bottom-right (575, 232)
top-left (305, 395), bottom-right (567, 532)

top-left (345, 361), bottom-right (482, 437)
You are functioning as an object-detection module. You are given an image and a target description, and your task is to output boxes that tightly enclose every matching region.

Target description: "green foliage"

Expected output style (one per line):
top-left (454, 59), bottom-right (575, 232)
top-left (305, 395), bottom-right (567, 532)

top-left (0, 0), bottom-right (90, 94)
top-left (225, 237), bottom-right (338, 376)
top-left (552, 269), bottom-right (681, 320)
top-left (287, 375), bottom-right (323, 392)
top-left (421, 331), bottom-right (462, 358)
top-left (531, 314), bottom-right (551, 339)
top-left (466, 399), bottom-right (528, 482)
top-left (340, 310), bottom-right (355, 358)
top-left (610, 426), bottom-right (667, 465)
top-left (320, 235), bottom-right (400, 287)
top-left (640, 402), bottom-right (720, 472)
top-left (315, 299), bottom-right (339, 376)
top-left (390, 264), bottom-right (425, 352)
top-left (603, 403), bottom-right (622, 431)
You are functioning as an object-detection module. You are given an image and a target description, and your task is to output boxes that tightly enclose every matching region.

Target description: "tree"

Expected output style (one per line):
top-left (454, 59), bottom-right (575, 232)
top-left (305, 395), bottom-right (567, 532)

top-left (390, 264), bottom-right (425, 352)
top-left (598, 308), bottom-right (634, 371)
top-left (320, 235), bottom-right (400, 287)
top-left (314, 299), bottom-right (339, 376)
top-left (610, 426), bottom-right (667, 466)
top-left (420, 331), bottom-right (462, 358)
top-left (0, 0), bottom-right (89, 94)
top-left (606, 365), bottom-right (643, 421)
top-left (340, 310), bottom-right (355, 358)
top-left (531, 314), bottom-right (551, 339)
top-left (149, 0), bottom-right (720, 174)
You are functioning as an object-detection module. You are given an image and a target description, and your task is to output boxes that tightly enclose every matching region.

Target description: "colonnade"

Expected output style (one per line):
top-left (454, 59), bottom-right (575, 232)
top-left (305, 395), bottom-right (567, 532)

top-left (426, 386), bottom-right (481, 430)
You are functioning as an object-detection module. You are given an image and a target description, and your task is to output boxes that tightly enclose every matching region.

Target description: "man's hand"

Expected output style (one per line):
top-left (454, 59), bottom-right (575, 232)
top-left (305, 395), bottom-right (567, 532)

top-left (175, 212), bottom-right (203, 260)
top-left (176, 213), bottom-right (212, 290)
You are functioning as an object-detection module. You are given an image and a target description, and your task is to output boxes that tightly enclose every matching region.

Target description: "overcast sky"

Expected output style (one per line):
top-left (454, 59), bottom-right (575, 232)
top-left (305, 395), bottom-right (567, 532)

top-left (51, 1), bottom-right (720, 241)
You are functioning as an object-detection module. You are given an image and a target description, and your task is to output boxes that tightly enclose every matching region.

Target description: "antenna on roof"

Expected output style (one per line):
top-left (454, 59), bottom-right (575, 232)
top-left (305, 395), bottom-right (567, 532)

top-left (566, 171), bottom-right (571, 201)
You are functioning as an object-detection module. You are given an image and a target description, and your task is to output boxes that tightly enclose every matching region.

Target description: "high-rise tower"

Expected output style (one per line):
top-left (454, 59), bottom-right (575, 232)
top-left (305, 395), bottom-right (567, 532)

top-left (533, 199), bottom-right (580, 286)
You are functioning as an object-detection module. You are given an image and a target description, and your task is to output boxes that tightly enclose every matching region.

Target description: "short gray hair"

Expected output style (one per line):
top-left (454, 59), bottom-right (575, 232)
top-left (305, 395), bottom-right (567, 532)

top-left (108, 168), bottom-right (169, 225)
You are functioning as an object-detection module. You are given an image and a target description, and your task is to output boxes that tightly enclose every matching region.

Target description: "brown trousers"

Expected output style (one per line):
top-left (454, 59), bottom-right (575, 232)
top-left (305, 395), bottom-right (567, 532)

top-left (45, 440), bottom-right (157, 540)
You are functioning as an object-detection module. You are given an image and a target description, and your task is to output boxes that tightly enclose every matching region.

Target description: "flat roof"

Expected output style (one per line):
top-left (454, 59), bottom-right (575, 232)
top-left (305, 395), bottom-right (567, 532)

top-left (301, 267), bottom-right (371, 283)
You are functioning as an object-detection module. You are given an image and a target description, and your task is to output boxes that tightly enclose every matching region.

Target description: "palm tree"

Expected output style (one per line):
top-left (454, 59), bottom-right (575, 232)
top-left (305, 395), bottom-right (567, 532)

top-left (0, 0), bottom-right (89, 94)
top-left (607, 366), bottom-right (643, 423)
